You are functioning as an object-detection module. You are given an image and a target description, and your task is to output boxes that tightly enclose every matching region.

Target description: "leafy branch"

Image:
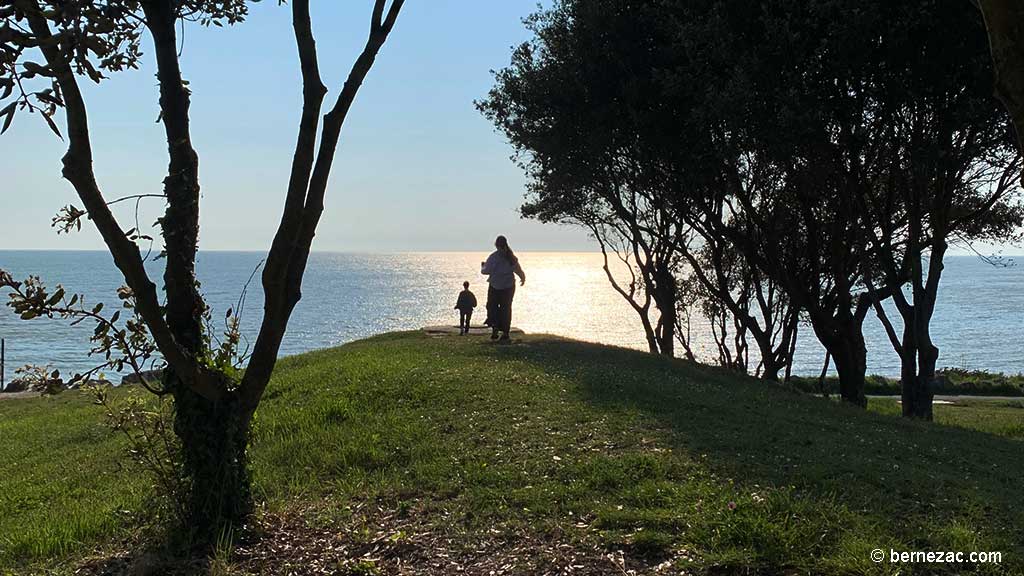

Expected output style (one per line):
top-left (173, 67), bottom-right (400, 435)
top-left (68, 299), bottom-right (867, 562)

top-left (0, 268), bottom-right (164, 394)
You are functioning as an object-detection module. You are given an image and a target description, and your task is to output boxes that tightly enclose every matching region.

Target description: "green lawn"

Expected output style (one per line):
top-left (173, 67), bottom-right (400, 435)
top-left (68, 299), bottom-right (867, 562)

top-left (1, 331), bottom-right (1022, 574)
top-left (869, 397), bottom-right (1024, 439)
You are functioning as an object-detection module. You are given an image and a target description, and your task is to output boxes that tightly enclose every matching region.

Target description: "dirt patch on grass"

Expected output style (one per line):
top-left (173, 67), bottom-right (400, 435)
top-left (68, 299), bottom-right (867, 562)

top-left (73, 502), bottom-right (685, 576)
top-left (231, 504), bottom-right (679, 575)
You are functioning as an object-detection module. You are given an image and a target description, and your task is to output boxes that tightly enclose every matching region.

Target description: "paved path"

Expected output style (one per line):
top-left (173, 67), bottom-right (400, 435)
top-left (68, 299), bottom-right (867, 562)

top-left (0, 391), bottom-right (41, 401)
top-left (867, 395), bottom-right (1023, 404)
top-left (422, 325), bottom-right (525, 338)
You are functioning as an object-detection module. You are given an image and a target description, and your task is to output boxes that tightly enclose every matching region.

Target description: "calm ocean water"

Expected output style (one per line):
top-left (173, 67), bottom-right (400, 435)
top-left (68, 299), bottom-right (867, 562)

top-left (0, 251), bottom-right (1021, 380)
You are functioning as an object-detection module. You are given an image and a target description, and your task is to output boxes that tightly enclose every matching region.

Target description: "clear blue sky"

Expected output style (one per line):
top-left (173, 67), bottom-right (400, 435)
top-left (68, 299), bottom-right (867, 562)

top-left (1, 1), bottom-right (593, 252)
top-left (1, 2), bottom-right (1017, 255)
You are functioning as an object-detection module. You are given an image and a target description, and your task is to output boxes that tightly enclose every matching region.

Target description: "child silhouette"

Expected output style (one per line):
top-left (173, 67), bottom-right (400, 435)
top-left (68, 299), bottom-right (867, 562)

top-left (454, 281), bottom-right (478, 335)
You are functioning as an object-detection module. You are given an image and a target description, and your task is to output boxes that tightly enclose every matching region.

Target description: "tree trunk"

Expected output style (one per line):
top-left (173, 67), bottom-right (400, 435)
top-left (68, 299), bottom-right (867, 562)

top-left (751, 322), bottom-right (786, 382)
top-left (898, 235), bottom-right (945, 420)
top-left (913, 341), bottom-right (938, 421)
top-left (897, 326), bottom-right (922, 419)
top-left (141, 1), bottom-right (245, 542)
top-left (831, 337), bottom-right (867, 407)
top-left (818, 351), bottom-right (831, 398)
top-left (812, 314), bottom-right (867, 407)
top-left (760, 353), bottom-right (782, 382)
top-left (654, 265), bottom-right (677, 357)
top-left (896, 310), bottom-right (936, 420)
top-left (898, 359), bottom-right (937, 420)
top-left (168, 370), bottom-right (251, 544)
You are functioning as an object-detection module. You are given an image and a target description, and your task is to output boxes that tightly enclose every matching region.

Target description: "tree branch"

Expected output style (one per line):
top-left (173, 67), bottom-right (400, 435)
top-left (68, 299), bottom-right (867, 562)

top-left (239, 0), bottom-right (406, 415)
top-left (22, 0), bottom-right (219, 401)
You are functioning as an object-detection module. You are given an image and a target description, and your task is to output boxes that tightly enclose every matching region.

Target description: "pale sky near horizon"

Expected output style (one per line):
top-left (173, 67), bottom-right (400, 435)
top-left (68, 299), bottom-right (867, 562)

top-left (1, 1), bottom-right (596, 253)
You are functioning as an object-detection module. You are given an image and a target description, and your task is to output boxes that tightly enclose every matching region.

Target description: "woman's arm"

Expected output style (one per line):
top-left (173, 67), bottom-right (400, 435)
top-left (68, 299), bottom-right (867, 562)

top-left (481, 252), bottom-right (495, 275)
top-left (515, 261), bottom-right (526, 286)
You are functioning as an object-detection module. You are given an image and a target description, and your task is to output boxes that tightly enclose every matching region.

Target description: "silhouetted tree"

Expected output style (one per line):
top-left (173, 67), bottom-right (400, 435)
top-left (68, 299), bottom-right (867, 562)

top-left (0, 0), bottom-right (405, 542)
top-left (479, 0), bottom-right (691, 357)
top-left (638, 0), bottom-right (893, 405)
top-left (800, 0), bottom-right (1023, 419)
top-left (679, 240), bottom-right (800, 381)
top-left (675, 0), bottom-right (1021, 407)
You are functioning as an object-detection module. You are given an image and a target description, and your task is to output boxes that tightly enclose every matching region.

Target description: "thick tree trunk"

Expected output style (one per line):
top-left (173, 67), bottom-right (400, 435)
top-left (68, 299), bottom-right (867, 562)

top-left (897, 323), bottom-right (919, 418)
top-left (913, 342), bottom-right (938, 420)
top-left (831, 336), bottom-right (867, 407)
top-left (760, 351), bottom-right (782, 382)
top-left (168, 370), bottom-right (251, 543)
top-left (812, 313), bottom-right (867, 407)
top-left (907, 295), bottom-right (939, 420)
top-left (747, 316), bottom-right (781, 380)
top-left (752, 314), bottom-right (796, 382)
top-left (896, 311), bottom-right (937, 420)
top-left (898, 238), bottom-right (945, 420)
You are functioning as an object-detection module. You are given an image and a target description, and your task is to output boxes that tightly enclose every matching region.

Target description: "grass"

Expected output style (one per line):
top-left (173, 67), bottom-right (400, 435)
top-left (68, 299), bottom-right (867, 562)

top-left (869, 397), bottom-right (1024, 440)
top-left (1, 331), bottom-right (1022, 574)
top-left (0, 393), bottom-right (148, 565)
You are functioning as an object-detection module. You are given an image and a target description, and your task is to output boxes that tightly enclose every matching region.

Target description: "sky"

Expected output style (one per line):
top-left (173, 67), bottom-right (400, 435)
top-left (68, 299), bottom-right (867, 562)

top-left (0, 0), bottom-right (593, 252)
top-left (0, 2), bottom-right (1018, 255)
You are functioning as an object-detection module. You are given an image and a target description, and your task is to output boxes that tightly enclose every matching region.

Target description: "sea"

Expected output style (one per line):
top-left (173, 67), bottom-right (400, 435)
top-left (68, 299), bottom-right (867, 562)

top-left (0, 251), bottom-right (1021, 381)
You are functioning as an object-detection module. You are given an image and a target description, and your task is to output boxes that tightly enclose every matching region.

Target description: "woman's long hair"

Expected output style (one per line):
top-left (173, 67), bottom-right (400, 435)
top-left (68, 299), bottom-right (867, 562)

top-left (495, 235), bottom-right (516, 264)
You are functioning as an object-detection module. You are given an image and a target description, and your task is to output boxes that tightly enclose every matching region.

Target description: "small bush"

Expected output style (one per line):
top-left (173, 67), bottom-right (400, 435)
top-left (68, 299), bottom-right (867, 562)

top-left (86, 381), bottom-right (188, 527)
top-left (9, 364), bottom-right (65, 395)
top-left (788, 369), bottom-right (1024, 397)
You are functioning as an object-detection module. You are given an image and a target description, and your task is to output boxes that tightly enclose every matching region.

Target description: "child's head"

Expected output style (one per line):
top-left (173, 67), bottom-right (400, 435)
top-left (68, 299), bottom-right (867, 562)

top-left (463, 281), bottom-right (470, 289)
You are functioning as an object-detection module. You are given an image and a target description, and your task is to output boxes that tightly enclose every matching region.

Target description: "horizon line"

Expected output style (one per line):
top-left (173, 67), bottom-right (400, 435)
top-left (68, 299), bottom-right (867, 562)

top-left (1, 248), bottom-right (1021, 257)
top-left (0, 248), bottom-right (609, 255)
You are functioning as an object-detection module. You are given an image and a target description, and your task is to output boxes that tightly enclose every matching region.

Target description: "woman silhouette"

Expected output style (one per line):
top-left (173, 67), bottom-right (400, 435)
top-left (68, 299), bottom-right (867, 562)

top-left (481, 235), bottom-right (526, 341)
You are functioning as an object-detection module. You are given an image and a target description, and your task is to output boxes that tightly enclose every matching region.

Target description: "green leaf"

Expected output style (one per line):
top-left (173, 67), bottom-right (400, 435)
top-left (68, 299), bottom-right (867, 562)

top-left (47, 288), bottom-right (65, 307)
top-left (42, 113), bottom-right (63, 140)
top-left (0, 103), bottom-right (15, 134)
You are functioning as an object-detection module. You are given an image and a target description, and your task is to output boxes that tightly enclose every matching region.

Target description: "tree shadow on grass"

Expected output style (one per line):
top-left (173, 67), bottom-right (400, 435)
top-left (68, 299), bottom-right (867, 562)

top-left (496, 336), bottom-right (1024, 556)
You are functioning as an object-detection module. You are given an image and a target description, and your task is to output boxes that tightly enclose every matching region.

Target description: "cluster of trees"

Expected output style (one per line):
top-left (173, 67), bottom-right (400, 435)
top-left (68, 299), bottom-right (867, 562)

top-left (2, 0), bottom-right (404, 543)
top-left (480, 0), bottom-right (1023, 419)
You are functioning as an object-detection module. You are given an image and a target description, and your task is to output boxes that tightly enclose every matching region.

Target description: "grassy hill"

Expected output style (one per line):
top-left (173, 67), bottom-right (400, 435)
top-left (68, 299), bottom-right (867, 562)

top-left (1, 332), bottom-right (1022, 575)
